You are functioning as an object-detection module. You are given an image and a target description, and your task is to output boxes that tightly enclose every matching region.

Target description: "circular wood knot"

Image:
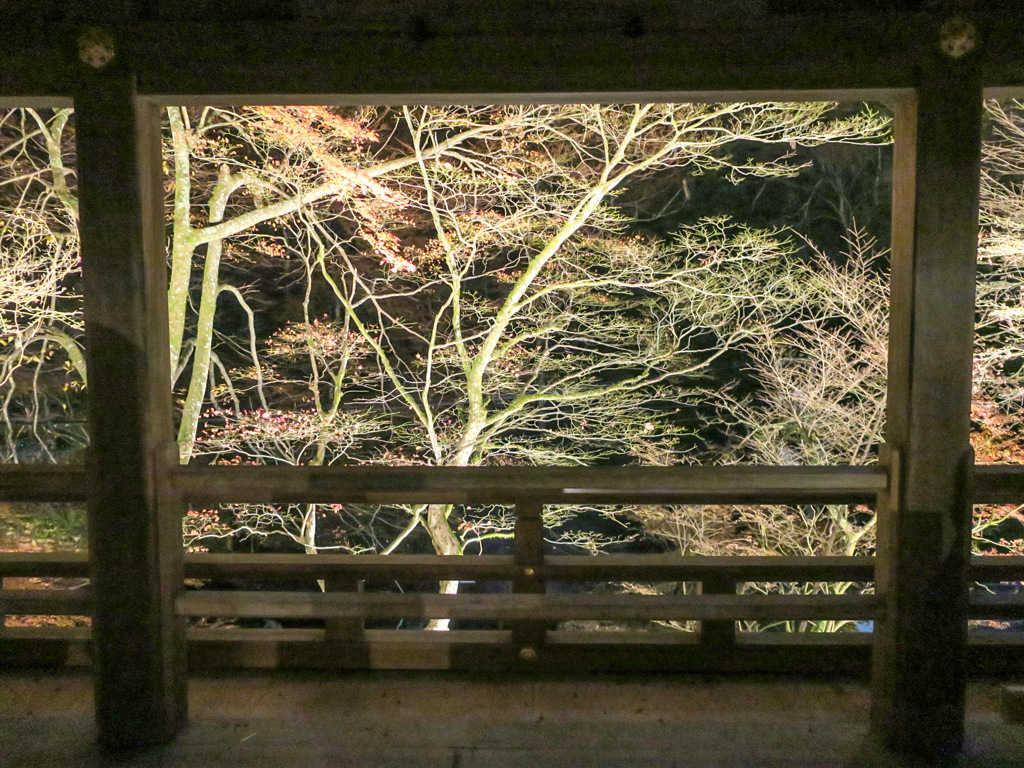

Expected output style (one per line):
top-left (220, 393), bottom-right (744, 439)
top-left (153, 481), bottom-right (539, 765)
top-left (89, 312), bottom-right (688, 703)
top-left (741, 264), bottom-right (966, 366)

top-left (939, 17), bottom-right (977, 60)
top-left (77, 27), bottom-right (116, 69)
top-left (519, 646), bottom-right (538, 662)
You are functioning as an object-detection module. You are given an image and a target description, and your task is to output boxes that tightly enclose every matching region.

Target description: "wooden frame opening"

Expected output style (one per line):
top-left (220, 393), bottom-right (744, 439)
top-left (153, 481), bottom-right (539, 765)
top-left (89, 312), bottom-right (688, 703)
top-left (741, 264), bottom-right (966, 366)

top-left (2, 5), bottom-right (1024, 762)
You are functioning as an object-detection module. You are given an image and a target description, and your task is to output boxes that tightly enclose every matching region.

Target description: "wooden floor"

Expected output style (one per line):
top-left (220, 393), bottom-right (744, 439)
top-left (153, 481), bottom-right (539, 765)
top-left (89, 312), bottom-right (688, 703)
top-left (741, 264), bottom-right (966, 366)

top-left (1, 671), bottom-right (1022, 767)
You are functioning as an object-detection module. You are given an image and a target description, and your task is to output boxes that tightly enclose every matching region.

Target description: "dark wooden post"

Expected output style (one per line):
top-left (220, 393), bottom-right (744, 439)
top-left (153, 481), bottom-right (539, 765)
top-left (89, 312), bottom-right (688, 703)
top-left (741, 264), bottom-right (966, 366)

top-left (870, 45), bottom-right (983, 760)
top-left (76, 64), bottom-right (187, 746)
top-left (512, 502), bottom-right (546, 661)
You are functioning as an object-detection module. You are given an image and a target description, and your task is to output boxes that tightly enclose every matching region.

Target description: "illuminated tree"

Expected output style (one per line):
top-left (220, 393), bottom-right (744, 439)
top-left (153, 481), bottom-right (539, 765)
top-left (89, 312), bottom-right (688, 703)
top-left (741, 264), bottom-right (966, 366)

top-left (972, 99), bottom-right (1024, 556)
top-left (0, 108), bottom-right (85, 463)
top-left (184, 102), bottom-right (890, 600)
top-left (162, 105), bottom-right (543, 465)
top-left (625, 230), bottom-right (888, 632)
top-left (0, 102), bottom-right (898, 586)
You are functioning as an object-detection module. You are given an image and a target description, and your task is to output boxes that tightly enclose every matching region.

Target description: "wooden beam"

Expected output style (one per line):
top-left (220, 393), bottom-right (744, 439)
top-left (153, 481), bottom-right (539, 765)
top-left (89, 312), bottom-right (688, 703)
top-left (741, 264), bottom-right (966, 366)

top-left (0, 551), bottom-right (877, 582)
top-left (183, 553), bottom-right (517, 582)
top-left (968, 556), bottom-right (1024, 581)
top-left (870, 57), bottom-right (984, 760)
top-left (0, 626), bottom-right (94, 667)
top-left (116, 1), bottom-right (1009, 35)
top-left (0, 466), bottom-right (88, 502)
top-left (0, 588), bottom-right (92, 615)
top-left (4, 587), bottom-right (1016, 620)
top-left (175, 590), bottom-right (883, 622)
top-left (0, 552), bottom-right (90, 578)
top-left (2, 10), bottom-right (1024, 100)
top-left (176, 634), bottom-right (878, 674)
top-left (973, 463), bottom-right (1024, 503)
top-left (170, 464), bottom-right (884, 506)
top-left (24, 550), bottom-right (1024, 584)
top-left (178, 627), bottom-right (877, 674)
top-left (968, 594), bottom-right (1024, 621)
top-left (75, 69), bottom-right (187, 747)
top-left (125, 17), bottom-right (920, 99)
top-left (181, 626), bottom-right (877, 674)
top-left (0, 550), bottom-right (873, 582)
top-left (11, 461), bottom-right (1024, 506)
top-left (182, 553), bottom-right (876, 582)
top-left (542, 555), bottom-right (874, 583)
top-left (4, 625), bottom-right (1022, 674)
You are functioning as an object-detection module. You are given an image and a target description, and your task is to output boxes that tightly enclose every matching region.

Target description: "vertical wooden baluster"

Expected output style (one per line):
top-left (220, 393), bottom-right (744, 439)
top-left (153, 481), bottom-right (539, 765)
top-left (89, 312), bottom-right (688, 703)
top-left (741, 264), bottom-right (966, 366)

top-left (512, 501), bottom-right (545, 662)
top-left (699, 574), bottom-right (736, 648)
top-left (324, 576), bottom-right (363, 642)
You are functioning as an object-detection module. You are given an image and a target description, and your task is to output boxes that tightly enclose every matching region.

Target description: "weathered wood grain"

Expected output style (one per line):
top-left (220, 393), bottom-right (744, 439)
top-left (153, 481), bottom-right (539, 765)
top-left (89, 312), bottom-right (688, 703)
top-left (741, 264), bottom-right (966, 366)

top-left (76, 73), bottom-right (187, 748)
top-left (5, 550), bottom-right (1017, 583)
top-left (870, 62), bottom-right (984, 760)
top-left (1, 624), bottom-right (1021, 674)
top-left (3, 11), bottom-right (1024, 101)
top-left (6, 461), bottom-right (1024, 506)
top-left (167, 464), bottom-right (885, 505)
top-left (512, 502), bottom-right (547, 656)
top-left (0, 551), bottom-right (876, 581)
top-left (0, 466), bottom-right (88, 502)
top-left (175, 590), bottom-right (884, 622)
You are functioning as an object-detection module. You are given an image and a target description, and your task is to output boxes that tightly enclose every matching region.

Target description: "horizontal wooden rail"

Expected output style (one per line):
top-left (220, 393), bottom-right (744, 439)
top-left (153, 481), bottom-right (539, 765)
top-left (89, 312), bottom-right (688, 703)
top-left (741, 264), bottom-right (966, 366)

top-left (0, 466), bottom-right (88, 503)
top-left (969, 557), bottom-right (1024, 582)
top-left (548, 555), bottom-right (875, 582)
top-left (4, 462), bottom-right (1024, 505)
top-left (0, 464), bottom-right (884, 505)
top-left (1, 551), bottom-right (876, 581)
top-left (4, 552), bottom-right (1024, 582)
top-left (973, 464), bottom-right (1024, 505)
top-left (969, 594), bottom-right (1024, 621)
top-left (0, 552), bottom-right (90, 578)
top-left (3, 626), bottom-right (1021, 650)
top-left (183, 553), bottom-right (880, 582)
top-left (0, 625), bottom-right (869, 674)
top-left (0, 588), bottom-right (91, 615)
top-left (166, 465), bottom-right (887, 506)
top-left (175, 590), bottom-right (884, 622)
top-left (6, 583), bottom-right (1020, 621)
top-left (186, 553), bottom-right (515, 582)
top-left (5, 623), bottom-right (1023, 674)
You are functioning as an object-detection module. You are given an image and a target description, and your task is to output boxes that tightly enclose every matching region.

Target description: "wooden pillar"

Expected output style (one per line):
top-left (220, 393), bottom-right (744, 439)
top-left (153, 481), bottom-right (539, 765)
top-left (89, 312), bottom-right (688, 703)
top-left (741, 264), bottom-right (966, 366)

top-left (76, 68), bottom-right (187, 746)
top-left (870, 52), bottom-right (983, 760)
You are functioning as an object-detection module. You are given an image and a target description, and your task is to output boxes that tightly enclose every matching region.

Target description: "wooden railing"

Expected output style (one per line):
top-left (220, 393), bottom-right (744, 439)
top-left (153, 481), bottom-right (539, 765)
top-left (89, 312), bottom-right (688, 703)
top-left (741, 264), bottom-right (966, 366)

top-left (2, 462), bottom-right (1023, 673)
top-left (0, 462), bottom-right (888, 505)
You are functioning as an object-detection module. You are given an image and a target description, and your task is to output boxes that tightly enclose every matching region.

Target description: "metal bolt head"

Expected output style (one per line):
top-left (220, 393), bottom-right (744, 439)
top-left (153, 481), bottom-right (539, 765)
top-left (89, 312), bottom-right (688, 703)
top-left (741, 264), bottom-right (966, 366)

top-left (523, 567), bottom-right (536, 578)
top-left (519, 646), bottom-right (538, 662)
top-left (78, 27), bottom-right (116, 69)
top-left (939, 17), bottom-right (977, 60)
